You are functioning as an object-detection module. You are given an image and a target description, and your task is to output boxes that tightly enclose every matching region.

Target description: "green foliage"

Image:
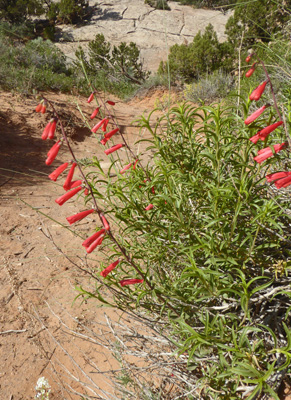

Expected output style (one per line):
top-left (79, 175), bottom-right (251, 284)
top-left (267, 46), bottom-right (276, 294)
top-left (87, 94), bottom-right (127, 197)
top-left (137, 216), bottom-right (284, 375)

top-left (75, 34), bottom-right (150, 98)
top-left (47, 0), bottom-right (91, 24)
top-left (144, 0), bottom-right (170, 10)
top-left (184, 70), bottom-right (234, 103)
top-left (172, 0), bottom-right (237, 6)
top-left (158, 24), bottom-right (231, 83)
top-left (79, 89), bottom-right (291, 397)
top-left (225, 0), bottom-right (291, 48)
top-left (0, 35), bottom-right (76, 93)
top-left (0, 0), bottom-right (44, 23)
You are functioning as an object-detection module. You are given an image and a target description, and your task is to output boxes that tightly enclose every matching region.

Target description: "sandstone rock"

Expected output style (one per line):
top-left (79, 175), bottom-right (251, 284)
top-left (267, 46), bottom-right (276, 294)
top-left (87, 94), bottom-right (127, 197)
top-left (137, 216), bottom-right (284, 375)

top-left (56, 0), bottom-right (232, 72)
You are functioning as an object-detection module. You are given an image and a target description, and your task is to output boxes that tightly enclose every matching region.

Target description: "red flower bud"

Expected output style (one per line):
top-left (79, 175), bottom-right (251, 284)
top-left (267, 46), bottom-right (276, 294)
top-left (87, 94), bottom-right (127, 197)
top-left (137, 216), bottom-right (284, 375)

top-left (100, 259), bottom-right (120, 277)
top-left (145, 204), bottom-right (154, 211)
top-left (35, 102), bottom-right (43, 113)
top-left (100, 128), bottom-right (119, 145)
top-left (46, 140), bottom-right (61, 165)
top-left (254, 142), bottom-right (288, 163)
top-left (86, 235), bottom-right (104, 253)
top-left (42, 121), bottom-right (51, 140)
top-left (266, 171), bottom-right (291, 183)
top-left (90, 107), bottom-right (100, 119)
top-left (66, 209), bottom-right (94, 225)
top-left (102, 118), bottom-right (109, 132)
top-left (244, 105), bottom-right (268, 125)
top-left (87, 93), bottom-right (94, 103)
top-left (48, 118), bottom-right (57, 139)
top-left (55, 186), bottom-right (82, 205)
top-left (91, 118), bottom-right (108, 133)
top-left (41, 101), bottom-right (47, 114)
top-left (120, 162), bottom-right (132, 174)
top-left (250, 121), bottom-right (283, 143)
top-left (249, 81), bottom-right (268, 101)
top-left (275, 175), bottom-right (291, 189)
top-left (82, 229), bottom-right (105, 248)
top-left (68, 179), bottom-right (83, 189)
top-left (133, 159), bottom-right (139, 170)
top-left (63, 162), bottom-right (77, 191)
top-left (119, 278), bottom-right (144, 287)
top-left (106, 100), bottom-right (115, 106)
top-left (245, 63), bottom-right (256, 78)
top-left (245, 55), bottom-right (252, 63)
top-left (104, 144), bottom-right (125, 155)
top-left (49, 162), bottom-right (69, 181)
top-left (101, 214), bottom-right (110, 231)
top-left (84, 187), bottom-right (89, 196)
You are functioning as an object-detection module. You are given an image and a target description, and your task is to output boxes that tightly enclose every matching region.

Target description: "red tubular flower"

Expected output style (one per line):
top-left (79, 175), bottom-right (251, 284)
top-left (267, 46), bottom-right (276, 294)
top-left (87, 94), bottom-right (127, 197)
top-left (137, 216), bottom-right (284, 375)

top-left (42, 121), bottom-right (51, 140)
top-left (100, 128), bottom-right (120, 145)
top-left (82, 229), bottom-right (105, 248)
top-left (90, 107), bottom-right (100, 119)
top-left (244, 105), bottom-right (268, 125)
top-left (46, 141), bottom-right (61, 165)
top-left (35, 102), bottom-right (43, 113)
top-left (120, 278), bottom-right (144, 287)
top-left (106, 100), bottom-right (115, 106)
top-left (104, 144), bottom-right (125, 155)
top-left (41, 101), bottom-right (47, 114)
top-left (55, 186), bottom-right (82, 206)
top-left (249, 81), bottom-right (268, 101)
top-left (68, 179), bottom-right (83, 189)
top-left (63, 162), bottom-right (77, 191)
top-left (66, 209), bottom-right (94, 225)
top-left (133, 159), bottom-right (139, 170)
top-left (100, 259), bottom-right (120, 277)
top-left (275, 175), bottom-right (291, 189)
top-left (86, 235), bottom-right (104, 254)
top-left (102, 118), bottom-right (109, 132)
top-left (120, 162), bottom-right (132, 174)
top-left (254, 142), bottom-right (287, 163)
top-left (245, 63), bottom-right (256, 78)
top-left (101, 214), bottom-right (110, 231)
top-left (145, 204), bottom-right (154, 211)
top-left (250, 121), bottom-right (283, 143)
top-left (91, 118), bottom-right (108, 133)
top-left (48, 162), bottom-right (69, 181)
top-left (87, 93), bottom-right (94, 103)
top-left (48, 118), bottom-right (57, 139)
top-left (266, 171), bottom-right (291, 183)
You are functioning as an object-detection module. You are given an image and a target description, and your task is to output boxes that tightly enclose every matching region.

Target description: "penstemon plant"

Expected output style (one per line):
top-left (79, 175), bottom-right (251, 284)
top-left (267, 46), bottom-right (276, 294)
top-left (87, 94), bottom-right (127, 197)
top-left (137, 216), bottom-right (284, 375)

top-left (32, 54), bottom-right (291, 399)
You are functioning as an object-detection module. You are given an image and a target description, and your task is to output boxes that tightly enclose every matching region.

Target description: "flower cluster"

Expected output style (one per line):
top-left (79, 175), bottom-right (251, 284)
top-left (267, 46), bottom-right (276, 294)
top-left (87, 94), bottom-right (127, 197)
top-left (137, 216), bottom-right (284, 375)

top-left (35, 377), bottom-right (51, 400)
top-left (245, 54), bottom-right (289, 188)
top-left (35, 94), bottom-right (146, 286)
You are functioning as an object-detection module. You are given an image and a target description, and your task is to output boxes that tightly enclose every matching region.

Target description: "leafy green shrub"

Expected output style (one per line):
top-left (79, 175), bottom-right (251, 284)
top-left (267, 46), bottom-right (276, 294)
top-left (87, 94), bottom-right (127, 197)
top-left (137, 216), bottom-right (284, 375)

top-left (172, 0), bottom-right (237, 7)
top-left (0, 0), bottom-right (44, 23)
top-left (158, 24), bottom-right (231, 83)
top-left (225, 0), bottom-right (291, 49)
top-left (74, 93), bottom-right (291, 398)
top-left (74, 34), bottom-right (150, 98)
top-left (47, 0), bottom-right (91, 24)
top-left (0, 36), bottom-right (76, 93)
top-left (144, 0), bottom-right (170, 10)
top-left (184, 70), bottom-right (234, 103)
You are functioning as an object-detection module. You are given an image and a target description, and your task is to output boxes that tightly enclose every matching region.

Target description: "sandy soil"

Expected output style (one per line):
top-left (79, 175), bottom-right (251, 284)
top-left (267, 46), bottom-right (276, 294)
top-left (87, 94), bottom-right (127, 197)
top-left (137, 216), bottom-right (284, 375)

top-left (0, 90), bottom-right (290, 400)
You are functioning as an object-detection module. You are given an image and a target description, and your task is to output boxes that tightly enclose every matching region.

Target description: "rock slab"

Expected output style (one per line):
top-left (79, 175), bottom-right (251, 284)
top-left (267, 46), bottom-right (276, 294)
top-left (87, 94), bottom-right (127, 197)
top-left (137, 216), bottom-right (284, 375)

top-left (56, 0), bottom-right (231, 71)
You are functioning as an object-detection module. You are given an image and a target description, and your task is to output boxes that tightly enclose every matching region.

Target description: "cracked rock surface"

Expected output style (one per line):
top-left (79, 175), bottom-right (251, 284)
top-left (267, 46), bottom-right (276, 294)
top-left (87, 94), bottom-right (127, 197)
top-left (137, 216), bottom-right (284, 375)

top-left (56, 0), bottom-right (231, 71)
